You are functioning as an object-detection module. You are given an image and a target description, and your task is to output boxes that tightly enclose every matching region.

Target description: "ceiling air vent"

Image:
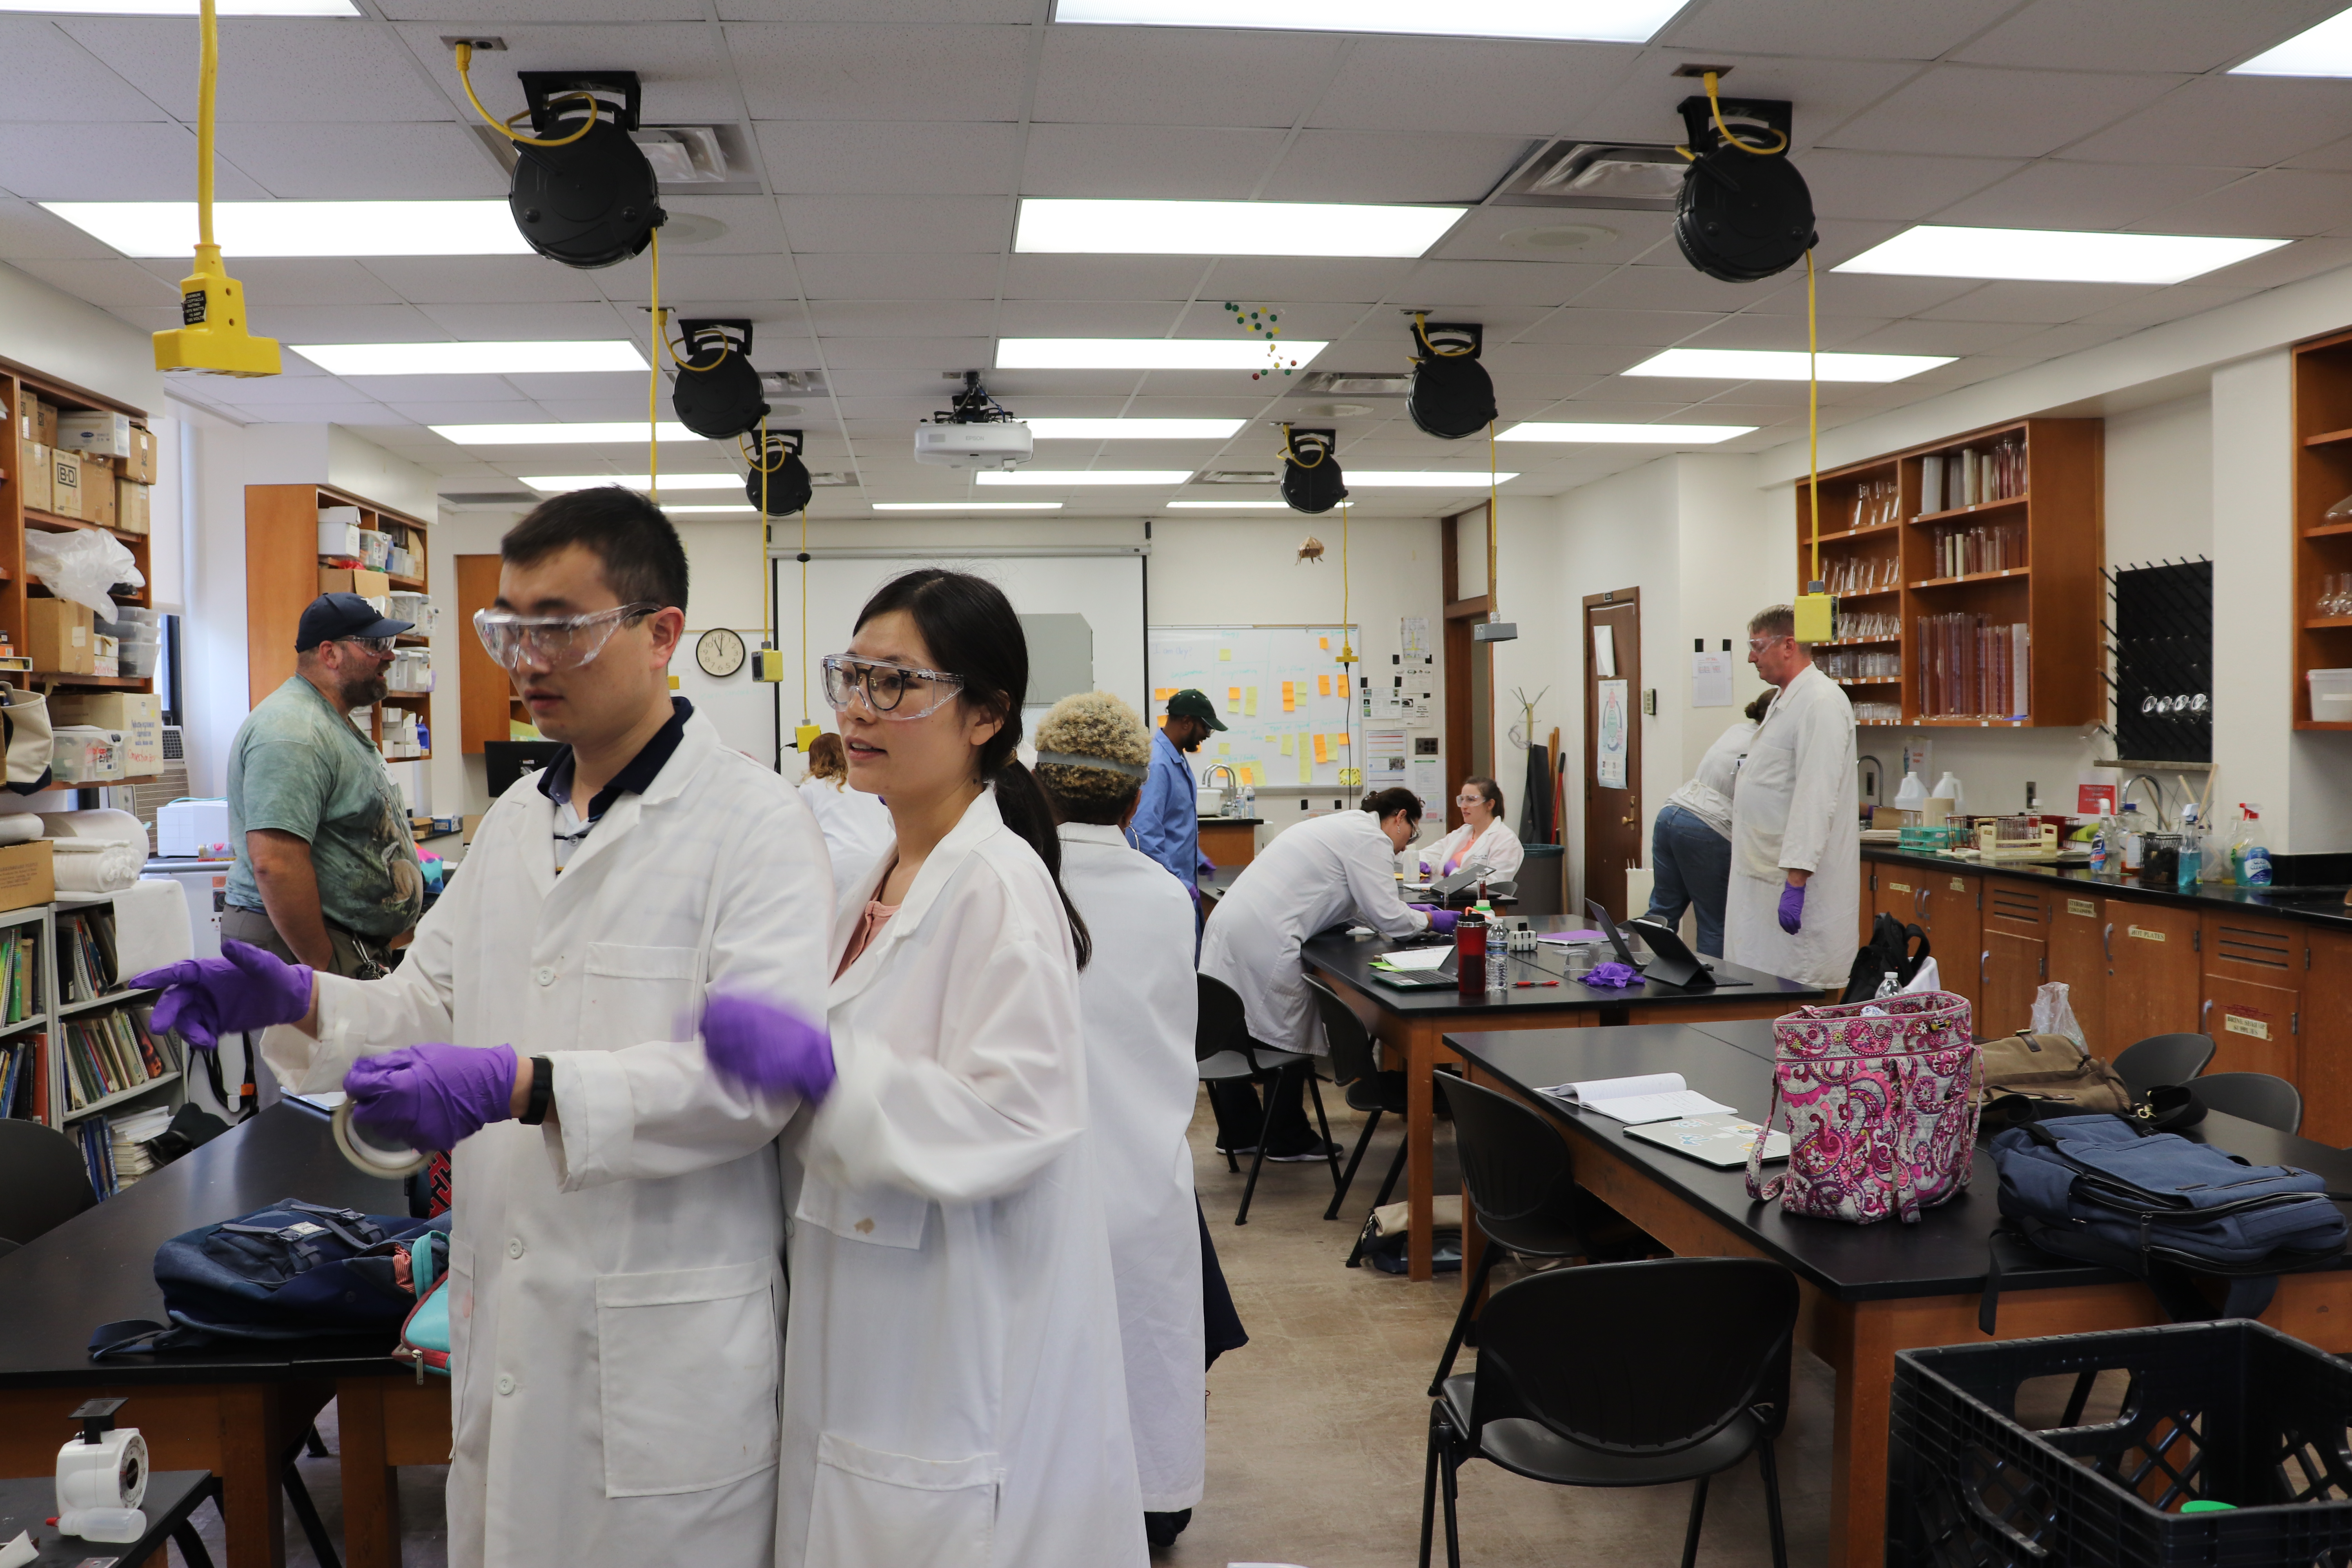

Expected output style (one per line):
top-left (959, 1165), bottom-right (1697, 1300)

top-left (1292, 370), bottom-right (1411, 399)
top-left (1495, 140), bottom-right (1691, 212)
top-left (1198, 470), bottom-right (1279, 485)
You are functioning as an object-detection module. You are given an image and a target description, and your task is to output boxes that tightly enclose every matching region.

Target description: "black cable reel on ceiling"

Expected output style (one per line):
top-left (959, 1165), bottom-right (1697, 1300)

top-left (1406, 319), bottom-right (1495, 440)
top-left (1673, 93), bottom-right (1815, 283)
top-left (671, 318), bottom-right (768, 440)
top-left (1279, 427), bottom-right (1347, 515)
top-left (508, 71), bottom-right (664, 270)
top-left (747, 428), bottom-right (813, 517)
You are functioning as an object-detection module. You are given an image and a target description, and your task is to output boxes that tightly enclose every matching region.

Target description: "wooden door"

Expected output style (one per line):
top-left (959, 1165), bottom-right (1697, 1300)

top-left (2045, 889), bottom-right (2109, 1054)
top-left (2105, 902), bottom-right (2203, 1048)
top-left (1978, 878), bottom-right (2049, 1039)
top-left (1915, 869), bottom-right (1982, 1022)
top-left (2200, 911), bottom-right (2305, 1082)
top-left (455, 553), bottom-right (512, 754)
top-left (1581, 589), bottom-right (1641, 918)
top-left (2303, 929), bottom-right (2352, 1143)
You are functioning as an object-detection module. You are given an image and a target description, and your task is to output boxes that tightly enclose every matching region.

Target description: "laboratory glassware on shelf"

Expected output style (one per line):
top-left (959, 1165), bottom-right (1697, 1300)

top-left (1915, 613), bottom-right (2031, 720)
top-left (1823, 554), bottom-right (1900, 595)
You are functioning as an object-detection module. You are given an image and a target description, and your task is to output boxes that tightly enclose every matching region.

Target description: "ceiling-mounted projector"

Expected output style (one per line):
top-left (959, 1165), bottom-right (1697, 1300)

top-left (1279, 427), bottom-right (1346, 515)
top-left (747, 429), bottom-right (813, 516)
top-left (670, 318), bottom-right (767, 439)
top-left (1674, 92), bottom-right (1814, 284)
top-left (914, 371), bottom-right (1033, 470)
top-left (508, 71), bottom-right (665, 270)
top-left (1406, 319), bottom-right (1495, 441)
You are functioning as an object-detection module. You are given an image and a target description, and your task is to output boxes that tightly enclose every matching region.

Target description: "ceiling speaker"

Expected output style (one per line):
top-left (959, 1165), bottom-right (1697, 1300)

top-left (508, 71), bottom-right (665, 270)
top-left (1406, 320), bottom-right (1495, 441)
top-left (1280, 428), bottom-right (1347, 515)
top-left (747, 430), bottom-right (812, 517)
top-left (671, 318), bottom-right (768, 440)
top-left (1673, 94), bottom-right (1815, 284)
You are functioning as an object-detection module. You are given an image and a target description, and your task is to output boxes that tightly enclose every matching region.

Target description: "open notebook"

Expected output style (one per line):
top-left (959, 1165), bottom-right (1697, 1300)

top-left (1538, 1072), bottom-right (1732, 1125)
top-left (1625, 1114), bottom-right (1791, 1169)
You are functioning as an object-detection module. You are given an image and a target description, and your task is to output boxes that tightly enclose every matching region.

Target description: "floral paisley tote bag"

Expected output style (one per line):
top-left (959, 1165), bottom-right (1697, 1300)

top-left (1745, 991), bottom-right (1980, 1225)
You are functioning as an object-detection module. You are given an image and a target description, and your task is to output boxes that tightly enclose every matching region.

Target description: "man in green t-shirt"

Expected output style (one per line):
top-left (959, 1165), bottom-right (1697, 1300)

top-left (222, 592), bottom-right (426, 976)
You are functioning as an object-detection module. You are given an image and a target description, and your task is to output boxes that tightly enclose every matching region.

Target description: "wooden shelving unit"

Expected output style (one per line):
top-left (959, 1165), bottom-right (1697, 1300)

top-left (2288, 327), bottom-right (2352, 728)
top-left (1795, 416), bottom-right (2103, 728)
top-left (245, 482), bottom-right (434, 763)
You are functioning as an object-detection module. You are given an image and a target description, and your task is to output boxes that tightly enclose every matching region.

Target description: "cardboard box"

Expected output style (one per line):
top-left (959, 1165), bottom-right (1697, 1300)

top-left (16, 392), bottom-right (55, 448)
top-left (55, 409), bottom-right (129, 460)
top-left (80, 464), bottom-right (116, 528)
top-left (123, 425), bottom-right (157, 484)
top-left (18, 441), bottom-right (50, 512)
top-left (115, 478), bottom-right (149, 535)
top-left (52, 692), bottom-right (160, 774)
top-left (27, 598), bottom-right (93, 674)
top-left (47, 449), bottom-right (82, 519)
top-left (319, 521), bottom-right (363, 557)
top-left (0, 841), bottom-right (56, 914)
top-left (319, 566), bottom-right (390, 599)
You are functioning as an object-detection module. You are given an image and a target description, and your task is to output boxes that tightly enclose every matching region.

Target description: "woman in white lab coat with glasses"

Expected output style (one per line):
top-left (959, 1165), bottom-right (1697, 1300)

top-left (700, 569), bottom-right (1145, 1568)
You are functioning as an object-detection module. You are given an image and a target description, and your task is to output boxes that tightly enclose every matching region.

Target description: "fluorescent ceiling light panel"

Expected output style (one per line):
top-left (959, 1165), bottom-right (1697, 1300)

top-left (1053, 0), bottom-right (1680, 44)
top-left (1837, 225), bottom-right (2287, 285)
top-left (1016, 199), bottom-right (1457, 258)
top-left (2236, 8), bottom-right (2352, 74)
top-left (298, 342), bottom-right (649, 376)
top-left (976, 470), bottom-right (1194, 486)
top-left (42, 200), bottom-right (525, 258)
top-left (871, 502), bottom-right (1064, 512)
top-left (521, 473), bottom-right (739, 494)
top-left (0, 0), bottom-right (351, 10)
top-left (1345, 472), bottom-right (1520, 487)
top-left (432, 422), bottom-right (705, 446)
top-left (1165, 500), bottom-right (1290, 508)
top-left (1499, 422), bottom-right (1754, 444)
top-left (998, 338), bottom-right (1328, 371)
top-left (1025, 418), bottom-right (1246, 440)
top-left (1625, 349), bottom-right (1951, 383)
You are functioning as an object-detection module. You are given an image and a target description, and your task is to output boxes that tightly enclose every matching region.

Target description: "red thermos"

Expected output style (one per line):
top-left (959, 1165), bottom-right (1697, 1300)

top-left (1454, 910), bottom-right (1486, 994)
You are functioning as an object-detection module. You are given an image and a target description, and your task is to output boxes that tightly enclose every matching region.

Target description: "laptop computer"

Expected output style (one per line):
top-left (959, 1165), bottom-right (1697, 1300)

top-left (1583, 900), bottom-right (1721, 990)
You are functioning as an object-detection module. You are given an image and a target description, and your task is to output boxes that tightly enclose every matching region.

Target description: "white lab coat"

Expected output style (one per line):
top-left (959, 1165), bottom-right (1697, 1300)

top-left (1419, 817), bottom-right (1525, 883)
top-left (1724, 665), bottom-right (1860, 989)
top-left (260, 713), bottom-right (833, 1568)
top-left (797, 775), bottom-right (895, 906)
top-left (776, 788), bottom-right (1145, 1568)
top-left (1056, 821), bottom-right (1205, 1514)
top-left (1201, 808), bottom-right (1427, 1054)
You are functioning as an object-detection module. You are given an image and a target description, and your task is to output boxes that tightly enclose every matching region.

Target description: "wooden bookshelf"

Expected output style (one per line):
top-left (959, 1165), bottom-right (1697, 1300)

top-left (245, 481), bottom-right (434, 763)
top-left (2288, 327), bottom-right (2352, 727)
top-left (1795, 416), bottom-right (2103, 728)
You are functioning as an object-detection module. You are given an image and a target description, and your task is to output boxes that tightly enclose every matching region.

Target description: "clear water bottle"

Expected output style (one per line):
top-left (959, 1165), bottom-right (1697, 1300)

top-left (1485, 944), bottom-right (1508, 992)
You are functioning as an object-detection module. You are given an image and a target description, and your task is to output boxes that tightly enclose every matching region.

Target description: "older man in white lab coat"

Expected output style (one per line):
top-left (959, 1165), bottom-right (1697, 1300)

top-left (1724, 604), bottom-right (1860, 989)
top-left (141, 490), bottom-right (831, 1568)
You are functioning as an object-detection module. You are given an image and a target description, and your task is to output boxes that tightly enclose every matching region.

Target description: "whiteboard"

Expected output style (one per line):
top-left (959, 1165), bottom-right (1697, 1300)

top-left (1148, 624), bottom-right (1361, 789)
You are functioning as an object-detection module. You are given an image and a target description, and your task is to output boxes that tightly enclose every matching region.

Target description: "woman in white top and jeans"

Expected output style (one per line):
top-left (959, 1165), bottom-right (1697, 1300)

top-left (1644, 690), bottom-right (1771, 957)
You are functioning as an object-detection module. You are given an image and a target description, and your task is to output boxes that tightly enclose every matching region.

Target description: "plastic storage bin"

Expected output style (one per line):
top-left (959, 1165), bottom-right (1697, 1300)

top-left (2309, 668), bottom-right (2352, 722)
top-left (1891, 1320), bottom-right (2352, 1567)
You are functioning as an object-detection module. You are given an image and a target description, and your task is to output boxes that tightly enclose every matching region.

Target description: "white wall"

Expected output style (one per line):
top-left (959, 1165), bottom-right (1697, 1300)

top-left (0, 260), bottom-right (163, 416)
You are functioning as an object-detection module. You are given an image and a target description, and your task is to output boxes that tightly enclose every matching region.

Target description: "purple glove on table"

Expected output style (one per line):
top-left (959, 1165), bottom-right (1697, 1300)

top-left (1426, 909), bottom-right (1459, 935)
top-left (345, 1042), bottom-right (517, 1151)
top-left (1579, 960), bottom-right (1643, 990)
top-left (1777, 881), bottom-right (1807, 935)
top-left (131, 940), bottom-right (314, 1052)
top-left (701, 993), bottom-right (837, 1103)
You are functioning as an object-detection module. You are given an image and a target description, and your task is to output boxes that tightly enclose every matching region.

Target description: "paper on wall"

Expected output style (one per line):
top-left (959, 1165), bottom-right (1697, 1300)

top-left (1592, 624), bottom-right (1617, 678)
top-left (1596, 679), bottom-right (1630, 789)
top-left (1692, 651), bottom-right (1733, 708)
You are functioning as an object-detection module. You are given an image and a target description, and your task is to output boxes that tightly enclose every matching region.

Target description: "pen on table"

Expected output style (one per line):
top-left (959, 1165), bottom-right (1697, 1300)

top-left (1514, 979), bottom-right (1559, 987)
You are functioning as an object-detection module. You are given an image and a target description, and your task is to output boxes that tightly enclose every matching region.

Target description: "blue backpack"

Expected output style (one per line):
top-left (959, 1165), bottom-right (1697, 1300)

top-left (1981, 1114), bottom-right (2349, 1331)
top-left (90, 1199), bottom-right (442, 1357)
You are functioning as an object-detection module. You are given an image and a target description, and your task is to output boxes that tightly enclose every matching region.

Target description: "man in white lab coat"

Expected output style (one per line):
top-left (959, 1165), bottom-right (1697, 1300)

top-left (139, 488), bottom-right (831, 1567)
top-left (1724, 604), bottom-right (1861, 989)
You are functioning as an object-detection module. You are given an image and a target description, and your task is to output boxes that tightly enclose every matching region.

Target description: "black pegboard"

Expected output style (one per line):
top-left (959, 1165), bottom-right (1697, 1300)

top-left (2107, 560), bottom-right (2211, 763)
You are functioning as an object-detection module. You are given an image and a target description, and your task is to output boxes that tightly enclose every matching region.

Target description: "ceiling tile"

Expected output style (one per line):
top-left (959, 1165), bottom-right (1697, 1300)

top-left (1796, 151), bottom-right (2028, 223)
top-left (9, 256), bottom-right (178, 310)
top-left (2135, 169), bottom-right (2352, 238)
top-left (1822, 66), bottom-right (2185, 160)
top-left (1951, 0), bottom-right (2344, 73)
top-left (726, 24), bottom-right (1030, 123)
top-left (994, 300), bottom-right (1185, 336)
top-left (267, 303), bottom-right (454, 343)
top-left (0, 121), bottom-right (269, 201)
top-left (808, 299), bottom-right (995, 337)
top-left (2067, 282), bottom-right (2256, 328)
top-left (1523, 307), bottom-right (1727, 346)
top-left (1835, 317), bottom-right (2047, 354)
top-left (361, 256), bottom-right (606, 305)
top-left (1932, 159), bottom-right (2250, 230)
top-left (1032, 25), bottom-right (1344, 129)
top-left (1484, 341), bottom-right (1655, 376)
top-left (1741, 270), bottom-right (1985, 317)
top-left (383, 0), bottom-right (705, 20)
top-left (1379, 260), bottom-right (1608, 309)
top-left (1915, 280), bottom-right (2153, 322)
top-left (1682, 313), bottom-right (1895, 350)
top-left (1257, 132), bottom-right (1521, 205)
top-left (58, 19), bottom-right (451, 122)
top-left (2065, 77), bottom-right (2352, 168)
top-left (717, 0), bottom-right (1031, 21)
top-left (1568, 265), bottom-right (1794, 314)
top-left (645, 253), bottom-right (802, 301)
top-left (1305, 37), bottom-right (1642, 137)
top-left (655, 197), bottom-right (791, 257)
top-left (1203, 257), bottom-right (1416, 302)
top-left (1570, 53), bottom-right (1924, 151)
top-left (795, 251), bottom-right (998, 301)
top-left (819, 335), bottom-right (991, 369)
top-left (415, 302), bottom-right (641, 340)
top-left (2195, 236), bottom-right (2352, 289)
top-left (0, 195), bottom-right (124, 260)
top-left (779, 195), bottom-right (1009, 253)
top-left (756, 120), bottom-right (1017, 196)
top-left (0, 19), bottom-right (170, 124)
top-left (139, 256), bottom-right (404, 306)
top-left (214, 122), bottom-right (506, 200)
top-left (1019, 123), bottom-right (1287, 200)
top-left (1433, 207), bottom-right (1675, 267)
top-left (1979, 321), bottom-right (2140, 359)
top-left (1662, 0), bottom-right (2021, 59)
top-left (396, 23), bottom-right (746, 125)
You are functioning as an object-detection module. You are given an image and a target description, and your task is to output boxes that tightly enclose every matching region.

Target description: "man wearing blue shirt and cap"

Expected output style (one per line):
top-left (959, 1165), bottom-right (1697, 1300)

top-left (1130, 687), bottom-right (1225, 907)
top-left (219, 592), bottom-right (426, 977)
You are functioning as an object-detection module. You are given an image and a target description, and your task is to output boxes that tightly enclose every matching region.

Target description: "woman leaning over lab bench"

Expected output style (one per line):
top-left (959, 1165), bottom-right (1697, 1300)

top-left (701, 568), bottom-right (1145, 1568)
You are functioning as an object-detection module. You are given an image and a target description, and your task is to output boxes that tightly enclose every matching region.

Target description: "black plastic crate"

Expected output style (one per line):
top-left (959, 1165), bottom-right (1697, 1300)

top-left (1891, 1320), bottom-right (2352, 1567)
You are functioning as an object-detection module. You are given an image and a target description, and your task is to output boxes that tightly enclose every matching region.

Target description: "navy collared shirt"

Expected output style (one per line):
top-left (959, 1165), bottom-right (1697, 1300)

top-left (537, 697), bottom-right (694, 863)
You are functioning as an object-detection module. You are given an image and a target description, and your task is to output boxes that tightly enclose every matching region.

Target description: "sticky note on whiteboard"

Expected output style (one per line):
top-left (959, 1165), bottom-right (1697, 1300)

top-left (1241, 763), bottom-right (1256, 785)
top-left (1313, 733), bottom-right (1330, 764)
top-left (1298, 750), bottom-right (1313, 784)
top-left (1281, 681), bottom-right (1296, 711)
top-left (1228, 686), bottom-right (1241, 707)
top-left (1317, 674), bottom-right (1331, 697)
top-left (1319, 636), bottom-right (1329, 650)
top-left (1245, 686), bottom-right (1259, 715)
top-left (1219, 649), bottom-right (1231, 661)
top-left (1279, 733), bottom-right (1294, 756)
top-left (1154, 687), bottom-right (1174, 702)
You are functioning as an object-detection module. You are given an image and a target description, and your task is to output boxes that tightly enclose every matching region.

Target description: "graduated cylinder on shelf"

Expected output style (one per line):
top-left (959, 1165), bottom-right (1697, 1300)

top-left (1916, 613), bottom-right (2031, 719)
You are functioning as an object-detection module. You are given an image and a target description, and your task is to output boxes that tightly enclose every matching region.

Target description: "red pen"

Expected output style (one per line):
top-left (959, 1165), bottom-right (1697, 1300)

top-left (1513, 979), bottom-right (1559, 987)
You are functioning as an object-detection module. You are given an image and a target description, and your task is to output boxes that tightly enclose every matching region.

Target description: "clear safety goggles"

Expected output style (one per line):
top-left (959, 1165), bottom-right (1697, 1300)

top-left (821, 654), bottom-right (965, 720)
top-left (338, 635), bottom-right (397, 657)
top-left (473, 602), bottom-right (655, 671)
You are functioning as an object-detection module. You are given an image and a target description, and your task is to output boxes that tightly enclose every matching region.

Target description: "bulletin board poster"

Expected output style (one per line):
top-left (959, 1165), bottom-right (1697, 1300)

top-left (1596, 679), bottom-right (1630, 789)
top-left (1149, 624), bottom-right (1361, 789)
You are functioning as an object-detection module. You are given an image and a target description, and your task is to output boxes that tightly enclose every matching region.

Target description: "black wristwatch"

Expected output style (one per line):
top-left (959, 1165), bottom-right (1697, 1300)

top-left (519, 1055), bottom-right (554, 1125)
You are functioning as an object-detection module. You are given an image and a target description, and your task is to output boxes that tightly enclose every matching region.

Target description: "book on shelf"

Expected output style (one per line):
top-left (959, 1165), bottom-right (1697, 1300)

top-left (106, 1105), bottom-right (172, 1192)
top-left (0, 926), bottom-right (37, 1024)
top-left (77, 1114), bottom-right (116, 1198)
top-left (1, 1034), bottom-right (44, 1123)
top-left (60, 1005), bottom-right (176, 1112)
top-left (57, 905), bottom-right (119, 1003)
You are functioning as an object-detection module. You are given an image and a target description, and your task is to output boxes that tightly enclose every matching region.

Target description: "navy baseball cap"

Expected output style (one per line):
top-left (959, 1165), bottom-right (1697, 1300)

top-left (296, 592), bottom-right (413, 651)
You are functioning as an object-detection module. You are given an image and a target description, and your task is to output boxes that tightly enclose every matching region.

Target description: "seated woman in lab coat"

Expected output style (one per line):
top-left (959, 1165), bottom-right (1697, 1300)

top-left (1198, 789), bottom-right (1432, 1158)
top-left (795, 730), bottom-right (894, 902)
top-left (1417, 775), bottom-right (1524, 886)
top-left (1031, 691), bottom-right (1214, 1550)
top-left (699, 568), bottom-right (1147, 1568)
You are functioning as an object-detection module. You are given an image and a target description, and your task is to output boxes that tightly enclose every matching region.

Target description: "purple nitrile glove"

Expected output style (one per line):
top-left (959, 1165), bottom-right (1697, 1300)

top-left (345, 1042), bottom-right (518, 1152)
top-left (1579, 961), bottom-right (1643, 990)
top-left (132, 940), bottom-right (314, 1052)
top-left (701, 993), bottom-right (837, 1103)
top-left (1777, 881), bottom-right (1806, 935)
top-left (1426, 909), bottom-right (1459, 935)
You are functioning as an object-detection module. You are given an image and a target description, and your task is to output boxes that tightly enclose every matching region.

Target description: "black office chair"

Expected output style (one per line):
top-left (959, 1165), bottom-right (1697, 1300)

top-left (0, 1117), bottom-right (95, 1248)
top-left (1195, 973), bottom-right (1341, 1225)
top-left (1304, 976), bottom-right (1409, 1241)
top-left (2187, 1071), bottom-right (2303, 1134)
top-left (1429, 1076), bottom-right (1652, 1396)
top-left (2111, 1032), bottom-right (2216, 1098)
top-left (1421, 1258), bottom-right (1798, 1568)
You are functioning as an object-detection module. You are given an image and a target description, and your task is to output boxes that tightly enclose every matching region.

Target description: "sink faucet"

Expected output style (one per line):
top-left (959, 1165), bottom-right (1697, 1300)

top-left (1201, 763), bottom-right (1239, 815)
top-left (2120, 773), bottom-right (2169, 831)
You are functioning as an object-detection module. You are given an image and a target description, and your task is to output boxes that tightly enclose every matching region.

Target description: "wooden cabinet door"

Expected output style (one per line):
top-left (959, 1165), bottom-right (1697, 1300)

top-left (2045, 890), bottom-right (2109, 1055)
top-left (2303, 929), bottom-right (2352, 1144)
top-left (1981, 930), bottom-right (2045, 1038)
top-left (1916, 870), bottom-right (1982, 1022)
top-left (2201, 974), bottom-right (2301, 1083)
top-left (1874, 867), bottom-right (1921, 927)
top-left (2105, 902), bottom-right (2203, 1047)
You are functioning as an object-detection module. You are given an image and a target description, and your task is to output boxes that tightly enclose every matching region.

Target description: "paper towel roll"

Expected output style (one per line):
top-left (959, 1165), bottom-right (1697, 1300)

top-left (40, 808), bottom-right (151, 849)
top-left (0, 813), bottom-right (40, 845)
